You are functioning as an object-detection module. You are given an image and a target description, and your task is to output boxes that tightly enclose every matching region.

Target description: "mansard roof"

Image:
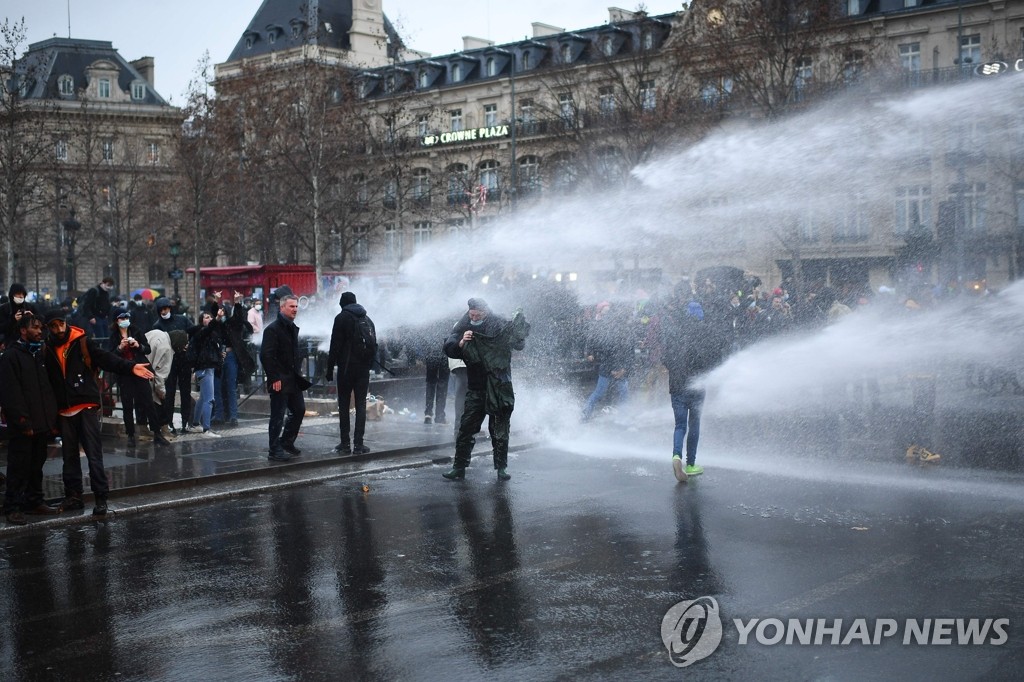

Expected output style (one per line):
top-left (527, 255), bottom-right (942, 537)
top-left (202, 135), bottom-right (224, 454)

top-left (227, 0), bottom-right (404, 62)
top-left (16, 37), bottom-right (170, 106)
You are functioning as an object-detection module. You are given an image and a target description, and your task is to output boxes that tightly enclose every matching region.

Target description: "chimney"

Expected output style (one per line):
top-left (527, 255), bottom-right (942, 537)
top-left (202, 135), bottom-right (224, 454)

top-left (131, 57), bottom-right (155, 87)
top-left (532, 22), bottom-right (565, 38)
top-left (463, 36), bottom-right (494, 50)
top-left (608, 8), bottom-right (638, 23)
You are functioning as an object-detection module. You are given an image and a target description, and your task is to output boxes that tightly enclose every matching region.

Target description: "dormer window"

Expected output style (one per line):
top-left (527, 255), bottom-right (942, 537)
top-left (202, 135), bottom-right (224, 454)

top-left (384, 75), bottom-right (395, 93)
top-left (486, 58), bottom-right (496, 77)
top-left (268, 31), bottom-right (277, 44)
top-left (131, 81), bottom-right (145, 100)
top-left (58, 74), bottom-right (74, 96)
top-left (419, 70), bottom-right (429, 88)
top-left (561, 44), bottom-right (572, 63)
top-left (522, 51), bottom-right (531, 70)
top-left (452, 63), bottom-right (462, 81)
top-left (98, 78), bottom-right (111, 98)
top-left (602, 37), bottom-right (614, 56)
top-left (245, 36), bottom-right (254, 49)
top-left (642, 31), bottom-right (654, 50)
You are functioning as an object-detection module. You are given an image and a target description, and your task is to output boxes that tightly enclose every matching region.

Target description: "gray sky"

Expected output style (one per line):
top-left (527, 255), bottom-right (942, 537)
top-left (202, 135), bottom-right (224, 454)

top-left (9, 0), bottom-right (683, 104)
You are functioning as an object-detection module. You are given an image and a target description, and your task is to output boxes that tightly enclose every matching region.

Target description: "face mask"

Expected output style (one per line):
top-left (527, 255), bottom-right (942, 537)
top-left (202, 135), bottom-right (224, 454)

top-left (118, 320), bottom-right (131, 329)
top-left (102, 284), bottom-right (112, 292)
top-left (469, 319), bottom-right (484, 327)
top-left (12, 296), bottom-right (25, 305)
top-left (160, 311), bottom-right (171, 319)
top-left (255, 305), bottom-right (262, 311)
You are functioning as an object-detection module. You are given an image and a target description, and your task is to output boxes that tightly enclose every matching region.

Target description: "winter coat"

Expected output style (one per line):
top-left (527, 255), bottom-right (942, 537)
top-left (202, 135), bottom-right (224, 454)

top-left (260, 313), bottom-right (308, 393)
top-left (79, 284), bottom-right (112, 320)
top-left (0, 340), bottom-right (59, 436)
top-left (107, 324), bottom-right (152, 387)
top-left (188, 322), bottom-right (224, 371)
top-left (326, 303), bottom-right (377, 377)
top-left (660, 308), bottom-right (727, 394)
top-left (444, 311), bottom-right (528, 400)
top-left (0, 287), bottom-right (40, 347)
top-left (44, 325), bottom-right (138, 411)
top-left (219, 303), bottom-right (256, 377)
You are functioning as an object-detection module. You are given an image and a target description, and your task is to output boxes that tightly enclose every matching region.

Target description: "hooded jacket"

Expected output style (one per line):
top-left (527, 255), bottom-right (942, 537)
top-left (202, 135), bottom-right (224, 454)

top-left (44, 325), bottom-right (138, 413)
top-left (444, 310), bottom-right (528, 393)
top-left (145, 329), bottom-right (174, 403)
top-left (0, 284), bottom-right (39, 346)
top-left (326, 303), bottom-right (377, 376)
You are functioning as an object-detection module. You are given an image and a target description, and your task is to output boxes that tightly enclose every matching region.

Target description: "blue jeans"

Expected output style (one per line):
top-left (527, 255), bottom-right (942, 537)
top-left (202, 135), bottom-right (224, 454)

top-left (583, 374), bottom-right (628, 419)
top-left (213, 351), bottom-right (239, 421)
top-left (671, 389), bottom-right (706, 466)
top-left (192, 368), bottom-right (215, 430)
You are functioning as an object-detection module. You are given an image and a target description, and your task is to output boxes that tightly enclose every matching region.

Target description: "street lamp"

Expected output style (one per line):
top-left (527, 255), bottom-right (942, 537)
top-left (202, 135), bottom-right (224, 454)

top-left (168, 233), bottom-right (183, 299)
top-left (62, 208), bottom-right (81, 296)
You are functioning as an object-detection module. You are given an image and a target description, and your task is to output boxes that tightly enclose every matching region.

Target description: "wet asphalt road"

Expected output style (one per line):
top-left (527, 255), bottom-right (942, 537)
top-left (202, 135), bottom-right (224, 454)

top-left (1, 444), bottom-right (1022, 681)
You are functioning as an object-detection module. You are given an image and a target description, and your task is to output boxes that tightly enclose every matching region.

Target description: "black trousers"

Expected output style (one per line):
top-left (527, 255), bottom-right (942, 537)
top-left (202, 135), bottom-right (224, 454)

top-left (3, 432), bottom-right (50, 513)
top-left (163, 355), bottom-right (194, 427)
top-left (60, 408), bottom-right (108, 498)
top-left (119, 375), bottom-right (161, 437)
top-left (268, 389), bottom-right (304, 454)
top-left (453, 388), bottom-right (511, 470)
top-left (336, 369), bottom-right (370, 447)
top-left (424, 358), bottom-right (450, 421)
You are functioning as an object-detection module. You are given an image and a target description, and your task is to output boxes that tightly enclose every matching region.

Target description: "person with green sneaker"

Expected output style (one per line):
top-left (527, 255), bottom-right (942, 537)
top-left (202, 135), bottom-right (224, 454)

top-left (661, 282), bottom-right (728, 482)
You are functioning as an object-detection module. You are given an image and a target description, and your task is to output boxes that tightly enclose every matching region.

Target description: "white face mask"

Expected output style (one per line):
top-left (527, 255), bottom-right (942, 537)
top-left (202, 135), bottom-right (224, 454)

top-left (12, 296), bottom-right (25, 305)
top-left (254, 304), bottom-right (262, 311)
top-left (160, 311), bottom-right (171, 319)
top-left (118, 320), bottom-right (131, 329)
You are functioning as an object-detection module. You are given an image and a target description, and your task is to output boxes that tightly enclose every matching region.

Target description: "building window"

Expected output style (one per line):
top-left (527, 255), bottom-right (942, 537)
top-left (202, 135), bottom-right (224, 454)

top-left (959, 33), bottom-right (981, 68)
top-left (843, 51), bottom-right (864, 83)
top-left (599, 86), bottom-right (616, 117)
top-left (520, 99), bottom-right (536, 133)
top-left (798, 207), bottom-right (821, 242)
top-left (486, 58), bottom-right (496, 77)
top-left (417, 114), bottom-right (429, 136)
top-left (559, 92), bottom-right (574, 128)
top-left (452, 63), bottom-right (462, 82)
top-left (354, 174), bottom-right (369, 209)
top-left (55, 138), bottom-right (68, 161)
top-left (384, 75), bottom-right (395, 93)
top-left (483, 103), bottom-right (498, 127)
top-left (640, 80), bottom-right (656, 112)
top-left (102, 139), bottom-right (114, 162)
top-left (595, 147), bottom-right (622, 185)
top-left (448, 164), bottom-right (469, 205)
top-left (700, 76), bottom-right (733, 105)
top-left (269, 31), bottom-right (277, 44)
top-left (147, 142), bottom-right (160, 163)
top-left (102, 185), bottom-right (113, 208)
top-left (794, 57), bottom-right (813, 100)
top-left (450, 109), bottom-right (463, 132)
top-left (384, 223), bottom-right (403, 261)
top-left (58, 74), bottom-right (74, 96)
top-left (521, 51), bottom-right (531, 70)
top-left (448, 218), bottom-right (467, 235)
top-left (413, 221), bottom-right (432, 247)
top-left (894, 185), bottom-right (931, 234)
top-left (561, 43), bottom-right (572, 63)
top-left (642, 31), bottom-right (654, 50)
top-left (835, 196), bottom-right (869, 241)
top-left (959, 182), bottom-right (987, 234)
top-left (245, 36), bottom-right (254, 49)
top-left (352, 226), bottom-right (370, 263)
top-left (518, 155), bottom-right (541, 196)
top-left (419, 70), bottom-right (429, 88)
top-left (98, 78), bottom-right (111, 98)
top-left (383, 177), bottom-right (397, 209)
top-left (899, 42), bottom-right (920, 72)
top-left (479, 160), bottom-right (500, 196)
top-left (551, 154), bottom-right (577, 193)
top-left (602, 37), bottom-right (615, 57)
top-left (412, 168), bottom-right (431, 206)
top-left (131, 81), bottom-right (145, 100)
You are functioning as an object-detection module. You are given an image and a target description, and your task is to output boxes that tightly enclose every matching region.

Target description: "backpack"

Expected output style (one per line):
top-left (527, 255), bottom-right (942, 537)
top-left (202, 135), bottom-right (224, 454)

top-left (348, 313), bottom-right (377, 364)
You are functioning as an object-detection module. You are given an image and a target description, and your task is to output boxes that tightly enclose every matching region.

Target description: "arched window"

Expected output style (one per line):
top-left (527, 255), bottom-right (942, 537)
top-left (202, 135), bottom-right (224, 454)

top-left (412, 168), bottom-right (431, 206)
top-left (447, 163), bottom-right (469, 205)
top-left (518, 155), bottom-right (541, 197)
top-left (486, 58), bottom-right (496, 76)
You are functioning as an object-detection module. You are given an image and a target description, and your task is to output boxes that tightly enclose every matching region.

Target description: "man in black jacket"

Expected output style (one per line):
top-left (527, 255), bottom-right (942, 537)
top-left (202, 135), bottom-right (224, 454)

top-left (0, 283), bottom-right (39, 350)
top-left (152, 297), bottom-right (194, 433)
top-left (0, 314), bottom-right (61, 525)
top-left (325, 291), bottom-right (377, 455)
top-left (43, 308), bottom-right (155, 515)
top-left (259, 294), bottom-right (308, 461)
top-left (661, 285), bottom-right (728, 482)
top-left (79, 276), bottom-right (115, 340)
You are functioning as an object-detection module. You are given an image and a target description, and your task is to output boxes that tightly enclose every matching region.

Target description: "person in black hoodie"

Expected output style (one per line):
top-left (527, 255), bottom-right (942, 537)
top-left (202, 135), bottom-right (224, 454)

top-left (43, 308), bottom-right (155, 516)
top-left (107, 311), bottom-right (170, 448)
top-left (0, 314), bottom-right (61, 524)
top-left (661, 283), bottom-right (729, 482)
top-left (0, 283), bottom-right (39, 350)
top-left (152, 297), bottom-right (194, 433)
top-left (325, 291), bottom-right (377, 455)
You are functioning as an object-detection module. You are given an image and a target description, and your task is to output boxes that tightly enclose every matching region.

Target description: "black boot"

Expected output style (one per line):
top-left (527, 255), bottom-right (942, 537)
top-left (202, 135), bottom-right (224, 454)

top-left (442, 467), bottom-right (466, 480)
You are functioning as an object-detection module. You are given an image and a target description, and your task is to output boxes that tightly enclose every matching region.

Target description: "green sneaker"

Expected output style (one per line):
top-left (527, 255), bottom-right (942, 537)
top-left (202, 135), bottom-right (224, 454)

top-left (672, 455), bottom-right (687, 482)
top-left (684, 464), bottom-right (704, 477)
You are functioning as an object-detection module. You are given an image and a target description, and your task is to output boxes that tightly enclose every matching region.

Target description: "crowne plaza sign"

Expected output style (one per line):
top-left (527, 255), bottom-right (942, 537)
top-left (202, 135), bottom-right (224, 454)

top-left (422, 124), bottom-right (510, 147)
